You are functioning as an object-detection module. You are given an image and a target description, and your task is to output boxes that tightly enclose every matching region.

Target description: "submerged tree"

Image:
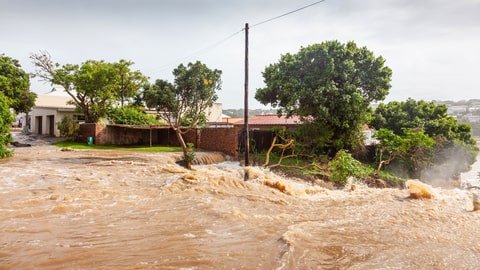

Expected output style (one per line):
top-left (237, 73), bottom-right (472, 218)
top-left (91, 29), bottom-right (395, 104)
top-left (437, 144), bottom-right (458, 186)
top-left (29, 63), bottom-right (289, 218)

top-left (255, 40), bottom-right (392, 153)
top-left (143, 61), bottom-right (222, 169)
top-left (30, 51), bottom-right (147, 123)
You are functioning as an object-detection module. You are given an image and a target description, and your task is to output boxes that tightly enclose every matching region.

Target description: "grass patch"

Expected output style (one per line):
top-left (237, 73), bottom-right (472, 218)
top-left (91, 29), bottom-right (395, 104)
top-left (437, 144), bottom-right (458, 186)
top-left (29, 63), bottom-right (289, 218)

top-left (53, 141), bottom-right (182, 152)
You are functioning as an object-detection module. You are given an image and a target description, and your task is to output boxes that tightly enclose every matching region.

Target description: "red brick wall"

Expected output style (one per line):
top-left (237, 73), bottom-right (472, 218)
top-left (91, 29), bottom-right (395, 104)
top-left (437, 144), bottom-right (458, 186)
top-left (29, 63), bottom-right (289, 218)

top-left (78, 123), bottom-right (98, 143)
top-left (197, 127), bottom-right (238, 157)
top-left (180, 127), bottom-right (238, 157)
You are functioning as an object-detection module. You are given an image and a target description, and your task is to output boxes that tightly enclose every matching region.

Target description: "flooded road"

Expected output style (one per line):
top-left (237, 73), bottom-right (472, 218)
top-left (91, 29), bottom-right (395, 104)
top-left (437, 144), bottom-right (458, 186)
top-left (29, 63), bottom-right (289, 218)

top-left (1, 134), bottom-right (480, 269)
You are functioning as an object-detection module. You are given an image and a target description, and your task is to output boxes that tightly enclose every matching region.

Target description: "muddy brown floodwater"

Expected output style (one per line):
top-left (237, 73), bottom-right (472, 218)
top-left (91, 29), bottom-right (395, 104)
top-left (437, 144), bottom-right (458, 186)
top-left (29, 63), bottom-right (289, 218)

top-left (1, 132), bottom-right (480, 269)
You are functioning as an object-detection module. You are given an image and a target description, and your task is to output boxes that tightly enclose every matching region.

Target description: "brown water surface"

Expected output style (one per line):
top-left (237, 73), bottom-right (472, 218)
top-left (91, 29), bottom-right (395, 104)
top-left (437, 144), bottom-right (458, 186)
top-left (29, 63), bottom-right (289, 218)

top-left (1, 133), bottom-right (480, 269)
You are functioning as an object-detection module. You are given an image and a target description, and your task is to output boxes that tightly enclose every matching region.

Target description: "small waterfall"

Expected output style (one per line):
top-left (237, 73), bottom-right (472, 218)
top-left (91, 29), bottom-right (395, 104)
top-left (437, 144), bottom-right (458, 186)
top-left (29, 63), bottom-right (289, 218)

top-left (192, 152), bottom-right (226, 165)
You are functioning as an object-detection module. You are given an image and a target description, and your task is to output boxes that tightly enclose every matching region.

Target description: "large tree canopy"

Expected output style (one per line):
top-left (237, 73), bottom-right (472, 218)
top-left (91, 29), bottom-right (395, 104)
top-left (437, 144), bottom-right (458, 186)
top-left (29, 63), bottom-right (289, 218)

top-left (143, 61), bottom-right (222, 169)
top-left (0, 54), bottom-right (36, 114)
top-left (255, 40), bottom-right (392, 152)
top-left (30, 52), bottom-right (147, 123)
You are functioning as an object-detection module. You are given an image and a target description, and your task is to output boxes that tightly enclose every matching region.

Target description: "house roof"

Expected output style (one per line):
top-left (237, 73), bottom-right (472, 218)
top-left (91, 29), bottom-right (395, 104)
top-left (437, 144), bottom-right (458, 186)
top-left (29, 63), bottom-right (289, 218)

top-left (34, 95), bottom-right (75, 109)
top-left (233, 114), bottom-right (302, 126)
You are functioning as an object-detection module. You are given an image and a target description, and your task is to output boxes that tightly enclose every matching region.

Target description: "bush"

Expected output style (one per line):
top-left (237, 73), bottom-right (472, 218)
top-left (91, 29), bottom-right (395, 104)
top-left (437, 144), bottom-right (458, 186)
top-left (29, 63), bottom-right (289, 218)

top-left (328, 150), bottom-right (370, 186)
top-left (107, 107), bottom-right (164, 125)
top-left (0, 93), bottom-right (13, 158)
top-left (57, 115), bottom-right (79, 139)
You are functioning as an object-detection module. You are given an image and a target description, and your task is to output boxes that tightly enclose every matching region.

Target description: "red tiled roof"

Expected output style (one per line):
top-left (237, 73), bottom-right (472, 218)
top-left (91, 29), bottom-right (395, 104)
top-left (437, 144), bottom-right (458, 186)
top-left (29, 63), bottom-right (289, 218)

top-left (233, 114), bottom-right (302, 126)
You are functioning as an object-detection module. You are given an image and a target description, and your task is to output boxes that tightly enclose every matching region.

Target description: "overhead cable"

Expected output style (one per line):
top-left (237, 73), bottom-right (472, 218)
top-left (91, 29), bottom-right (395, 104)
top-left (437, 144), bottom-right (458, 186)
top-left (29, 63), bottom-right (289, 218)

top-left (250, 0), bottom-right (327, 29)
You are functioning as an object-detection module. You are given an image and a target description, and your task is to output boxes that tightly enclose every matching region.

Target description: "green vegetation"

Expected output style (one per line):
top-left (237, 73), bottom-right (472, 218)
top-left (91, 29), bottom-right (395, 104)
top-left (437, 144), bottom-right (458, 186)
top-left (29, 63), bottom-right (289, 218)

top-left (256, 149), bottom-right (406, 188)
top-left (57, 115), bottom-right (80, 140)
top-left (53, 140), bottom-right (182, 152)
top-left (328, 150), bottom-right (373, 186)
top-left (30, 52), bottom-right (147, 123)
top-left (371, 99), bottom-right (478, 180)
top-left (373, 128), bottom-right (435, 178)
top-left (0, 93), bottom-right (13, 158)
top-left (107, 107), bottom-right (165, 125)
top-left (0, 54), bottom-right (36, 158)
top-left (255, 40), bottom-right (392, 153)
top-left (0, 54), bottom-right (36, 114)
top-left (254, 43), bottom-right (476, 187)
top-left (143, 61), bottom-right (222, 169)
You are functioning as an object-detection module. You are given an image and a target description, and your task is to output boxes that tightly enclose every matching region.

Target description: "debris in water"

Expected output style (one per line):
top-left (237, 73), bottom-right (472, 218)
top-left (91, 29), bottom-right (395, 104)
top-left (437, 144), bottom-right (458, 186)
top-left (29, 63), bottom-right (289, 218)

top-left (405, 179), bottom-right (434, 199)
top-left (11, 141), bottom-right (31, 147)
top-left (265, 180), bottom-right (289, 194)
top-left (244, 166), bottom-right (261, 180)
top-left (473, 193), bottom-right (480, 211)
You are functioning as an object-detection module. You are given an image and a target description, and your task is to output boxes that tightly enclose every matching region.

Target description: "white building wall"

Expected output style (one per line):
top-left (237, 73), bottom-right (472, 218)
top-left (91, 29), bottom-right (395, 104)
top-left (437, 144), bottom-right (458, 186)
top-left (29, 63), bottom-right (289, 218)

top-left (30, 107), bottom-right (75, 137)
top-left (206, 103), bottom-right (223, 122)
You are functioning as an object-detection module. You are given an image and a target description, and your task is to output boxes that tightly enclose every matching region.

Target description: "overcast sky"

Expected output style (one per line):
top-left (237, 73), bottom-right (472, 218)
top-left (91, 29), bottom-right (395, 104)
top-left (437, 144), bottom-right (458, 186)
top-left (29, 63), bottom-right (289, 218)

top-left (2, 0), bottom-right (479, 109)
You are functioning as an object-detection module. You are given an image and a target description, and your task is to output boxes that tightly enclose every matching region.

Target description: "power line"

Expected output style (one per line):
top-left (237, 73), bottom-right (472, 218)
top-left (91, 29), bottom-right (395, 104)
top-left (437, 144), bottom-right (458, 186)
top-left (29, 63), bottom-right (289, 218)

top-left (250, 0), bottom-right (327, 29)
top-left (158, 0), bottom-right (326, 73)
top-left (158, 29), bottom-right (243, 73)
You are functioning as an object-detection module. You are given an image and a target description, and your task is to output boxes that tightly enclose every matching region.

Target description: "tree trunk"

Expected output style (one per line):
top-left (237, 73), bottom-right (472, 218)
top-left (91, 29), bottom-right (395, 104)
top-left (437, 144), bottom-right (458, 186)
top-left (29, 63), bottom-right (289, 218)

top-left (175, 129), bottom-right (192, 169)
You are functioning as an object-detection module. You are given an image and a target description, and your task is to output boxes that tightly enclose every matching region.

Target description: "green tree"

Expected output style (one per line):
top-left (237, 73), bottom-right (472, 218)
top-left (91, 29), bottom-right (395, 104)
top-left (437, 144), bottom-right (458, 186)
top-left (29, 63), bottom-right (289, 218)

top-left (373, 128), bottom-right (435, 178)
top-left (371, 99), bottom-right (478, 179)
top-left (0, 93), bottom-right (13, 158)
top-left (30, 51), bottom-right (147, 123)
top-left (113, 59), bottom-right (148, 107)
top-left (255, 40), bottom-right (392, 153)
top-left (143, 61), bottom-right (222, 169)
top-left (0, 54), bottom-right (36, 114)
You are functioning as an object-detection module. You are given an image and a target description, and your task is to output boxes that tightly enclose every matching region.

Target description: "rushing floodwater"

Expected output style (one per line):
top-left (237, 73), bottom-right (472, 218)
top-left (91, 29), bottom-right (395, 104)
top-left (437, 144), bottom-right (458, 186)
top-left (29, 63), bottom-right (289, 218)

top-left (1, 138), bottom-right (480, 269)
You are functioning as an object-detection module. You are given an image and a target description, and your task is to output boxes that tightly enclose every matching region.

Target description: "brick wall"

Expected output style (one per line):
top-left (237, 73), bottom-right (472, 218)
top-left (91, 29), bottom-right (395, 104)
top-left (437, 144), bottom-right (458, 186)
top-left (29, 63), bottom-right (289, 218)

top-left (78, 123), bottom-right (98, 143)
top-left (180, 127), bottom-right (238, 157)
top-left (197, 127), bottom-right (238, 157)
top-left (78, 124), bottom-right (239, 157)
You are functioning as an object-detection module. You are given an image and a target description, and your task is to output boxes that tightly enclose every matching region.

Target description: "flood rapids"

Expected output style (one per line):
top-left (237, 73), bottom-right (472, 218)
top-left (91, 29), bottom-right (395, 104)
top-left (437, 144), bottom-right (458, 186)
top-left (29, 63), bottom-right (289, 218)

top-left (1, 140), bottom-right (480, 269)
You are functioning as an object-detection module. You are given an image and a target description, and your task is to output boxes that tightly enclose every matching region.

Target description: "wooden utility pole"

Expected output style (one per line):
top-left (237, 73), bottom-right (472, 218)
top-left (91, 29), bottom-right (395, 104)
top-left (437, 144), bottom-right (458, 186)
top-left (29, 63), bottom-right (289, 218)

top-left (244, 23), bottom-right (250, 168)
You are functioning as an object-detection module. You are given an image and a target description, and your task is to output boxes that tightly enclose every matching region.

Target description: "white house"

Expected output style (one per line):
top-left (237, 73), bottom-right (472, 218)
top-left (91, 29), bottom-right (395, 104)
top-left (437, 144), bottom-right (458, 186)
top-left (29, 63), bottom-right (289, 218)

top-left (29, 93), bottom-right (80, 137)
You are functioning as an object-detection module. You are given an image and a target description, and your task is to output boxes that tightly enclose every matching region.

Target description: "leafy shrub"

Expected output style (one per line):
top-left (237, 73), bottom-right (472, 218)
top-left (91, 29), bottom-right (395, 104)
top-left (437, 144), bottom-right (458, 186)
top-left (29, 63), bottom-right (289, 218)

top-left (328, 150), bottom-right (370, 186)
top-left (185, 142), bottom-right (196, 164)
top-left (107, 107), bottom-right (164, 125)
top-left (57, 115), bottom-right (79, 139)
